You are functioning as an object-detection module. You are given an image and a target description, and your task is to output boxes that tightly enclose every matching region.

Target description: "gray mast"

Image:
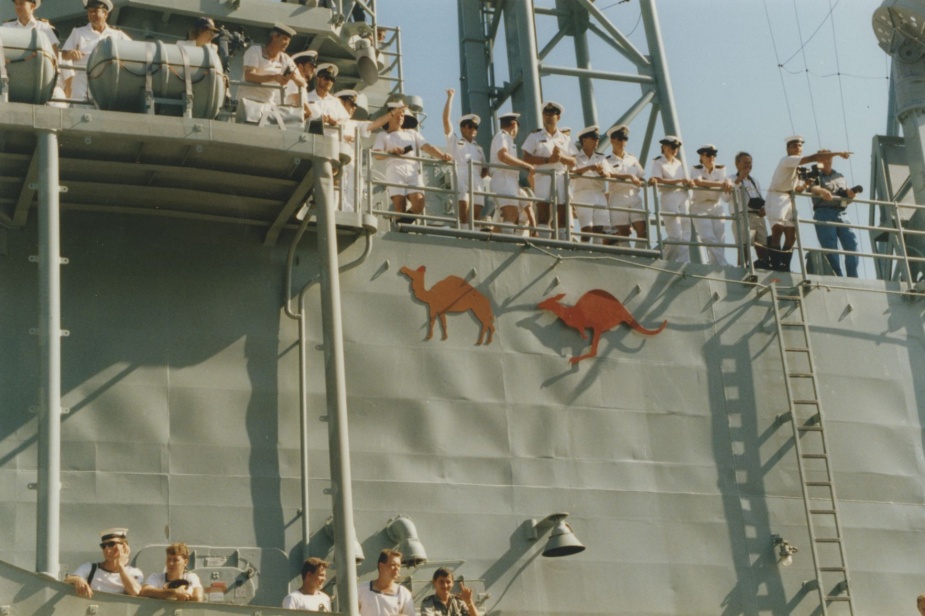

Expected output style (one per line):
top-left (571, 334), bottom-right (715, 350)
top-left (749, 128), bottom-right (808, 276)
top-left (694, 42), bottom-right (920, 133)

top-left (457, 0), bottom-right (684, 160)
top-left (457, 0), bottom-right (698, 258)
top-left (873, 0), bottom-right (925, 280)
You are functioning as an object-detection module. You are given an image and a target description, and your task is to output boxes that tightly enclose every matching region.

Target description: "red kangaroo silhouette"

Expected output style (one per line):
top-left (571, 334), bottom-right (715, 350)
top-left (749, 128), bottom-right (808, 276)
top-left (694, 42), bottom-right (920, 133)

top-left (538, 289), bottom-right (667, 364)
top-left (400, 265), bottom-right (495, 345)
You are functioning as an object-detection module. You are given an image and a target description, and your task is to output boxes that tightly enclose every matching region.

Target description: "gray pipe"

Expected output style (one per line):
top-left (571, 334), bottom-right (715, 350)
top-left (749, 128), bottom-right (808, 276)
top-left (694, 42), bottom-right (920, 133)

top-left (36, 130), bottom-right (62, 579)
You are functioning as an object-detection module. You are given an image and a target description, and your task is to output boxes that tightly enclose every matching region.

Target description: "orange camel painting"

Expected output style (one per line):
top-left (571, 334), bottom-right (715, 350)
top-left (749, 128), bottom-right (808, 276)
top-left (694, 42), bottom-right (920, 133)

top-left (538, 289), bottom-right (667, 364)
top-left (399, 265), bottom-right (496, 345)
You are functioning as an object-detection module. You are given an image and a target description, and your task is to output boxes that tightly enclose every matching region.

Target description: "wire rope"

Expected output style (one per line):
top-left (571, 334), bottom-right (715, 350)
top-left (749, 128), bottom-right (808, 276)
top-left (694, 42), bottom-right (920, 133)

top-left (792, 0), bottom-right (822, 145)
top-left (762, 0), bottom-right (796, 133)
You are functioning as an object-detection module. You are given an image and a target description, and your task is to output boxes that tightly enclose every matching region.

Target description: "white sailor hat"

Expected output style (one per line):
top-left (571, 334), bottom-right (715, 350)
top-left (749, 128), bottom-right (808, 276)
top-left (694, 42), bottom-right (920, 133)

top-left (316, 63), bottom-right (339, 79)
top-left (83, 0), bottom-right (113, 9)
top-left (541, 101), bottom-right (564, 115)
top-left (18, 0), bottom-right (42, 7)
top-left (696, 144), bottom-right (718, 155)
top-left (336, 89), bottom-right (358, 101)
top-left (659, 135), bottom-right (682, 147)
top-left (785, 135), bottom-right (805, 145)
top-left (560, 127), bottom-right (572, 135)
top-left (607, 124), bottom-right (630, 139)
top-left (499, 112), bottom-right (520, 122)
top-left (271, 23), bottom-right (297, 38)
top-left (578, 125), bottom-right (600, 140)
top-left (459, 113), bottom-right (480, 127)
top-left (387, 100), bottom-right (406, 110)
top-left (290, 50), bottom-right (318, 65)
top-left (100, 528), bottom-right (128, 542)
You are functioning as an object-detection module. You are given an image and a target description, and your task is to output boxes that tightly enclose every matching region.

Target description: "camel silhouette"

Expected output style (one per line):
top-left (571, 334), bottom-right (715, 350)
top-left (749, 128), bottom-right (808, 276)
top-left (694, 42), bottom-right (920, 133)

top-left (399, 265), bottom-right (496, 345)
top-left (538, 289), bottom-right (667, 364)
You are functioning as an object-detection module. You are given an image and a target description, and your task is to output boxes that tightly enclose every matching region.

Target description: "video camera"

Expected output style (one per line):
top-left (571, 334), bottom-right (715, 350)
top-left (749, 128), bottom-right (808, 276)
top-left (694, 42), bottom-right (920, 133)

top-left (796, 164), bottom-right (822, 182)
top-left (834, 185), bottom-right (863, 198)
top-left (214, 25), bottom-right (252, 73)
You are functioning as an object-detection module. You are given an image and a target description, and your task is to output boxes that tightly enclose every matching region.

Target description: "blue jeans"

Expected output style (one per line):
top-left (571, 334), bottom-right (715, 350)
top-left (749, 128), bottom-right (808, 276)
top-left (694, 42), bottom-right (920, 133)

top-left (813, 207), bottom-right (858, 277)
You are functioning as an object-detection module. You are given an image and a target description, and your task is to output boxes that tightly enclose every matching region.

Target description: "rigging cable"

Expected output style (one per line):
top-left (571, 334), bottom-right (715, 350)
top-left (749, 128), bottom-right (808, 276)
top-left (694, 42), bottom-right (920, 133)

top-left (827, 0), bottom-right (869, 277)
top-left (762, 0), bottom-right (796, 133)
top-left (792, 0), bottom-right (823, 145)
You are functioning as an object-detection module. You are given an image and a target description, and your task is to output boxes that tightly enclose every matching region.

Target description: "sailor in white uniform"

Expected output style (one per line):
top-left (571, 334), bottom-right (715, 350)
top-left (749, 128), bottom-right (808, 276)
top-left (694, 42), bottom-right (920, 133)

top-left (2, 0), bottom-right (58, 49)
top-left (285, 50), bottom-right (317, 119)
top-left (489, 112), bottom-right (535, 234)
top-left (571, 125), bottom-right (612, 242)
top-left (648, 135), bottom-right (692, 262)
top-left (521, 101), bottom-right (577, 238)
top-left (336, 89), bottom-right (391, 212)
top-left (238, 23), bottom-right (302, 106)
top-left (304, 63), bottom-right (350, 137)
top-left (690, 144), bottom-right (733, 266)
top-left (443, 88), bottom-right (488, 225)
top-left (60, 0), bottom-right (131, 105)
top-left (604, 124), bottom-right (647, 247)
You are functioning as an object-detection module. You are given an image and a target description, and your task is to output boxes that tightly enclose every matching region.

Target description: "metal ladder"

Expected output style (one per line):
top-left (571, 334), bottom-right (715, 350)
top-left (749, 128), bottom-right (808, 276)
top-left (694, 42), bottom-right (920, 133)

top-left (769, 283), bottom-right (854, 615)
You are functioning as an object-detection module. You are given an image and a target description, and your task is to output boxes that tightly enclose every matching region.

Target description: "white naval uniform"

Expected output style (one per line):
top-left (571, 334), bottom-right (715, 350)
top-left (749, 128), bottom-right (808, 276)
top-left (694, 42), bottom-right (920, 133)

top-left (649, 154), bottom-right (691, 263)
top-left (690, 163), bottom-right (728, 266)
top-left (61, 23), bottom-right (131, 103)
top-left (489, 129), bottom-right (522, 209)
top-left (765, 154), bottom-right (802, 227)
top-left (305, 90), bottom-right (351, 137)
top-left (446, 131), bottom-right (486, 206)
top-left (521, 128), bottom-right (575, 204)
top-left (237, 45), bottom-right (294, 105)
top-left (572, 151), bottom-right (611, 228)
top-left (372, 129), bottom-right (428, 198)
top-left (2, 17), bottom-right (59, 47)
top-left (606, 151), bottom-right (646, 226)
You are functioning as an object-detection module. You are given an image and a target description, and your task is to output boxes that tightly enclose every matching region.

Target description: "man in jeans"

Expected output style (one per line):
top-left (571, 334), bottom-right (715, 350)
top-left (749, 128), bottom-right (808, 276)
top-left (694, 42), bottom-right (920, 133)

top-left (809, 152), bottom-right (859, 277)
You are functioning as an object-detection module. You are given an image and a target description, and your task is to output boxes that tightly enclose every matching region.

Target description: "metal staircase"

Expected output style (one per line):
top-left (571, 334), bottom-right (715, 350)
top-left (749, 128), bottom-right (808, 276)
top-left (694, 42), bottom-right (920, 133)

top-left (769, 283), bottom-right (855, 616)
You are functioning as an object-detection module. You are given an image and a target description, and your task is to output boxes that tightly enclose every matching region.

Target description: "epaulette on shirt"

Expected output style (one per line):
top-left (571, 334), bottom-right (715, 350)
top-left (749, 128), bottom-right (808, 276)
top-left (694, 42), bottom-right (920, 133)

top-left (653, 155), bottom-right (663, 161)
top-left (39, 18), bottom-right (51, 23)
top-left (693, 164), bottom-right (703, 169)
top-left (3, 18), bottom-right (15, 23)
top-left (716, 164), bottom-right (725, 169)
top-left (531, 128), bottom-right (543, 133)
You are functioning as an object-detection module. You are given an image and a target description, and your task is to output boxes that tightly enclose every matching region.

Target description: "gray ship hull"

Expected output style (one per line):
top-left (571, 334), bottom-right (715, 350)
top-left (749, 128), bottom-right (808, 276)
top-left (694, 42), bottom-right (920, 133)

top-left (2, 209), bottom-right (924, 615)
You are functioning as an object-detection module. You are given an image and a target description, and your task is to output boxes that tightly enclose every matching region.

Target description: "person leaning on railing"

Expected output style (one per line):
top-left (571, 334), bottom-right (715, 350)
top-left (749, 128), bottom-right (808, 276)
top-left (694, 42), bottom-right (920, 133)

top-left (571, 125), bottom-right (612, 243)
top-left (648, 135), bottom-right (693, 263)
top-left (689, 144), bottom-right (732, 266)
top-left (443, 88), bottom-right (489, 225)
top-left (604, 124), bottom-right (647, 248)
top-left (64, 528), bottom-right (143, 598)
top-left (372, 101), bottom-right (452, 224)
top-left (724, 151), bottom-right (770, 269)
top-left (808, 150), bottom-right (859, 278)
top-left (489, 112), bottom-right (536, 235)
top-left (60, 0), bottom-right (131, 106)
top-left (237, 23), bottom-right (304, 106)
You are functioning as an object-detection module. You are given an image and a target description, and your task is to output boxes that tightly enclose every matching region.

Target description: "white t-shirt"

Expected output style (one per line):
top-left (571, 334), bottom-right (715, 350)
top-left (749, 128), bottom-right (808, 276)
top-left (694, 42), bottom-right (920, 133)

top-left (143, 570), bottom-right (202, 593)
top-left (373, 129), bottom-right (428, 174)
top-left (238, 45), bottom-right (294, 104)
top-left (305, 91), bottom-right (351, 137)
top-left (283, 589), bottom-right (332, 611)
top-left (489, 129), bottom-right (518, 181)
top-left (357, 581), bottom-right (415, 616)
top-left (71, 561), bottom-right (144, 594)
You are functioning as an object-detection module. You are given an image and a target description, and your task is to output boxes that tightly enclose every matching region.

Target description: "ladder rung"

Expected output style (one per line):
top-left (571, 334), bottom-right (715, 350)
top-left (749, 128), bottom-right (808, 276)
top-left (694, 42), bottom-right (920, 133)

top-left (788, 372), bottom-right (815, 378)
top-left (785, 347), bottom-right (809, 352)
top-left (820, 566), bottom-right (846, 572)
top-left (797, 425), bottom-right (823, 432)
top-left (779, 321), bottom-right (805, 327)
top-left (806, 481), bottom-right (832, 487)
top-left (778, 295), bottom-right (801, 301)
top-left (825, 595), bottom-right (851, 601)
top-left (810, 509), bottom-right (836, 515)
top-left (802, 453), bottom-right (828, 459)
top-left (793, 399), bottom-right (820, 405)
top-left (815, 537), bottom-right (842, 543)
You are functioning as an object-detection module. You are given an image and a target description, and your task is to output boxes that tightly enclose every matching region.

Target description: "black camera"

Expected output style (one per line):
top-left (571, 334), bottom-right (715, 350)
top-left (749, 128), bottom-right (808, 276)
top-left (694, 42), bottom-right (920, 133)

top-left (834, 185), bottom-right (863, 198)
top-left (796, 164), bottom-right (821, 182)
top-left (166, 579), bottom-right (190, 589)
top-left (215, 26), bottom-right (252, 72)
top-left (402, 145), bottom-right (414, 154)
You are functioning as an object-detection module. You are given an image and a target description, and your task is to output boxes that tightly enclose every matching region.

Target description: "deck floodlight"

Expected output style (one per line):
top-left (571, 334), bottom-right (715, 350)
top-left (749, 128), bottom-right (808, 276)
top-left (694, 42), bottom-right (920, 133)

top-left (323, 516), bottom-right (365, 564)
top-left (353, 38), bottom-right (379, 86)
top-left (526, 513), bottom-right (586, 557)
top-left (385, 515), bottom-right (427, 566)
top-left (772, 534), bottom-right (797, 567)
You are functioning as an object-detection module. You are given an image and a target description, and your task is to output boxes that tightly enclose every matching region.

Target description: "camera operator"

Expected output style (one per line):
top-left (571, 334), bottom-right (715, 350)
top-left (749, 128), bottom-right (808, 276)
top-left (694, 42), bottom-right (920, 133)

top-left (808, 150), bottom-right (859, 278)
top-left (764, 136), bottom-right (851, 272)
